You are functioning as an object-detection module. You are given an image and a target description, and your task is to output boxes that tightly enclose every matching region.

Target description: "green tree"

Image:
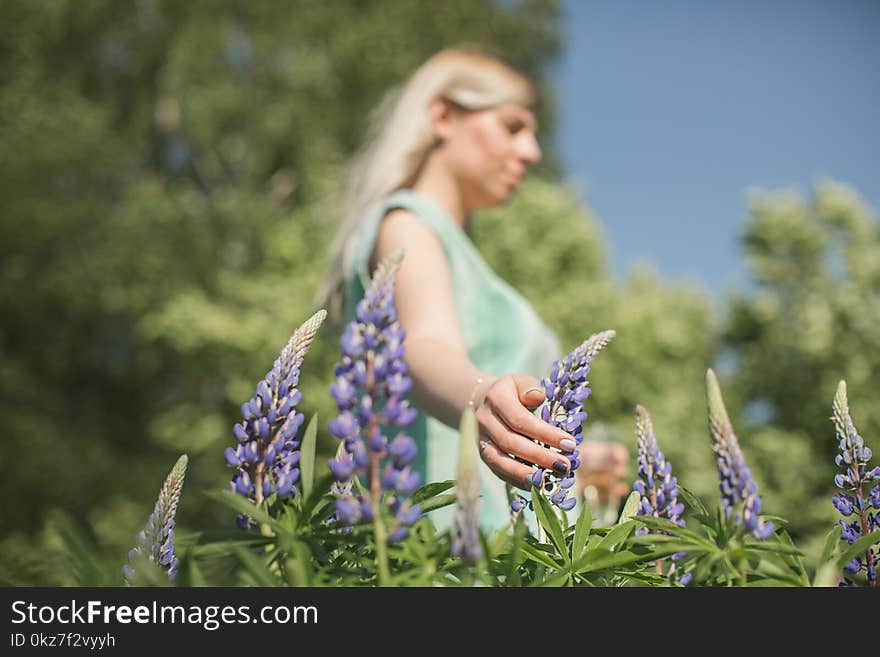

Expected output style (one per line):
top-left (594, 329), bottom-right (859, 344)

top-left (0, 0), bottom-right (562, 583)
top-left (722, 179), bottom-right (880, 559)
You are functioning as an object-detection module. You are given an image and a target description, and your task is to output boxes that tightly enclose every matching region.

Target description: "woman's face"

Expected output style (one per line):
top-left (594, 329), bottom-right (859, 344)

top-left (439, 102), bottom-right (542, 210)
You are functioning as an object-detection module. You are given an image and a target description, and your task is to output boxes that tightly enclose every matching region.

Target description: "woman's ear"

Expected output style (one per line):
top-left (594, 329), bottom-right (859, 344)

top-left (428, 97), bottom-right (456, 142)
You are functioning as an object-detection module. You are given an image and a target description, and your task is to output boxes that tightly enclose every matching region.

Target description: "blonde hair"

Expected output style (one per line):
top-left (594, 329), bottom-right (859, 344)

top-left (315, 46), bottom-right (540, 324)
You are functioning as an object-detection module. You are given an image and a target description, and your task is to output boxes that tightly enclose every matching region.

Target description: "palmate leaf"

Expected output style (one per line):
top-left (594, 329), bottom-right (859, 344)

top-left (597, 521), bottom-right (635, 551)
top-left (573, 547), bottom-right (678, 574)
top-left (520, 542), bottom-right (564, 570)
top-left (632, 515), bottom-right (717, 549)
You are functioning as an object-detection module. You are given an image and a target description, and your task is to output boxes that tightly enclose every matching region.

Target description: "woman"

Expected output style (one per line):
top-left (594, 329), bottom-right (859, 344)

top-left (318, 47), bottom-right (627, 531)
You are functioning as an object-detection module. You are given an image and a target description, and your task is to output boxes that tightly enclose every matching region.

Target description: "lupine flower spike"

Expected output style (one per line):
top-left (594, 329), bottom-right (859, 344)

top-left (633, 406), bottom-right (688, 583)
top-left (512, 330), bottom-right (615, 514)
top-left (123, 454), bottom-right (188, 584)
top-left (327, 250), bottom-right (421, 544)
top-left (633, 405), bottom-right (685, 532)
top-left (452, 410), bottom-right (483, 563)
top-left (706, 369), bottom-right (773, 540)
top-left (226, 309), bottom-right (327, 528)
top-left (831, 381), bottom-right (879, 586)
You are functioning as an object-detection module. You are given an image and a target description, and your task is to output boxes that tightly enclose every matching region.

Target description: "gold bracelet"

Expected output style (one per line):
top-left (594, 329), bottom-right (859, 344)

top-left (467, 374), bottom-right (488, 409)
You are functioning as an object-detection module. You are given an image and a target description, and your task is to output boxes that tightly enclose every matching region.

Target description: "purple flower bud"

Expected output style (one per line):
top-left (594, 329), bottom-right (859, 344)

top-left (844, 557), bottom-right (862, 574)
top-left (328, 412), bottom-right (359, 440)
top-left (335, 497), bottom-right (361, 525)
top-left (224, 447), bottom-right (241, 467)
top-left (368, 427), bottom-right (387, 453)
top-left (397, 504), bottom-right (421, 526)
top-left (387, 527), bottom-right (408, 544)
top-left (233, 472), bottom-right (253, 496)
top-left (328, 454), bottom-right (355, 481)
top-left (559, 497), bottom-right (576, 511)
top-left (389, 434), bottom-right (417, 467)
top-left (396, 470), bottom-right (421, 496)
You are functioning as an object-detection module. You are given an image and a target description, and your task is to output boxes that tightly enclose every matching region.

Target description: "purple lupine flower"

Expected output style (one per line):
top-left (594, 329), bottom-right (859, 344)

top-left (328, 251), bottom-right (421, 543)
top-left (706, 369), bottom-right (774, 540)
top-left (633, 405), bottom-right (686, 534)
top-left (225, 310), bottom-right (326, 529)
top-left (452, 411), bottom-right (483, 563)
top-left (123, 455), bottom-right (188, 584)
top-left (633, 406), bottom-right (689, 585)
top-left (831, 380), bottom-right (878, 586)
top-left (511, 330), bottom-right (615, 515)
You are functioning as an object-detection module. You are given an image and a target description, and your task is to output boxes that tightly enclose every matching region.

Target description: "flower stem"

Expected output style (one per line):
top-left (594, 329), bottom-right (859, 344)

top-left (854, 485), bottom-right (877, 587)
top-left (366, 352), bottom-right (391, 586)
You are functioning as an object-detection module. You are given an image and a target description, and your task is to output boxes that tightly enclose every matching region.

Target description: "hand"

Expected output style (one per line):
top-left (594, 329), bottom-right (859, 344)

top-left (575, 442), bottom-right (630, 507)
top-left (474, 373), bottom-right (577, 490)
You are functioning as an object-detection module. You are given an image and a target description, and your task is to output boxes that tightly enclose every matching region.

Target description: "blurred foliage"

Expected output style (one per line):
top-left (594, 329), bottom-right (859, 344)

top-left (2, 0), bottom-right (876, 584)
top-left (720, 180), bottom-right (880, 559)
top-left (0, 0), bottom-right (561, 582)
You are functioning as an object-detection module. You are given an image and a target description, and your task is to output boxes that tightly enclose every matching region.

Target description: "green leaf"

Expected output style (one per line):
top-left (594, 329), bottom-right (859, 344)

top-left (743, 541), bottom-right (804, 557)
top-left (625, 537), bottom-right (706, 554)
top-left (813, 562), bottom-right (841, 587)
top-left (299, 413), bottom-right (318, 501)
top-left (302, 474), bottom-right (335, 518)
top-left (819, 525), bottom-right (842, 566)
top-left (597, 521), bottom-right (635, 551)
top-left (420, 493), bottom-right (457, 514)
top-left (520, 542), bottom-right (564, 570)
top-left (531, 490), bottom-right (568, 563)
top-left (632, 515), bottom-right (715, 548)
top-left (505, 518), bottom-right (528, 586)
top-left (410, 480), bottom-right (455, 505)
top-left (617, 491), bottom-right (641, 524)
top-left (204, 490), bottom-right (278, 530)
top-left (572, 501), bottom-right (593, 562)
top-left (744, 577), bottom-right (800, 587)
top-left (232, 546), bottom-right (279, 587)
top-left (574, 547), bottom-right (673, 574)
top-left (835, 529), bottom-right (880, 570)
top-left (543, 572), bottom-right (571, 587)
top-left (677, 485), bottom-right (708, 517)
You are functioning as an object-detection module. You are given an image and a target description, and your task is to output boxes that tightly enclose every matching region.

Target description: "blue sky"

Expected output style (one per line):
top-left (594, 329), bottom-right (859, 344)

top-left (552, 0), bottom-right (879, 297)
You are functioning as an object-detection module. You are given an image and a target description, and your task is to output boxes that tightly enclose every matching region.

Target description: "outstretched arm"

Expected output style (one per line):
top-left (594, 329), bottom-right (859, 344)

top-left (371, 209), bottom-right (571, 489)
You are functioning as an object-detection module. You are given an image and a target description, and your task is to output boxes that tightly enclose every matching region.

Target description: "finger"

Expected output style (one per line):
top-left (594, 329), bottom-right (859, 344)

top-left (485, 378), bottom-right (576, 452)
top-left (518, 386), bottom-right (546, 411)
top-left (478, 435), bottom-right (539, 491)
top-left (481, 407), bottom-right (572, 475)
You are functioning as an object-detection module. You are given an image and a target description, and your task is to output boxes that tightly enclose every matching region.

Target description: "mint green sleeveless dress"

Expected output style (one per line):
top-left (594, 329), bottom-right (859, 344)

top-left (343, 189), bottom-right (562, 533)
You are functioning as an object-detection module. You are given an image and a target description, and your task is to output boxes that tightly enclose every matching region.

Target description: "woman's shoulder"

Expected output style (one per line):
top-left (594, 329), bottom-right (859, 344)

top-left (369, 206), bottom-right (446, 277)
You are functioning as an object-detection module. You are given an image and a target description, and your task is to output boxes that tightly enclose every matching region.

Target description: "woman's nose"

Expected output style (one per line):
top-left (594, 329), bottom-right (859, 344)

top-left (518, 133), bottom-right (542, 165)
